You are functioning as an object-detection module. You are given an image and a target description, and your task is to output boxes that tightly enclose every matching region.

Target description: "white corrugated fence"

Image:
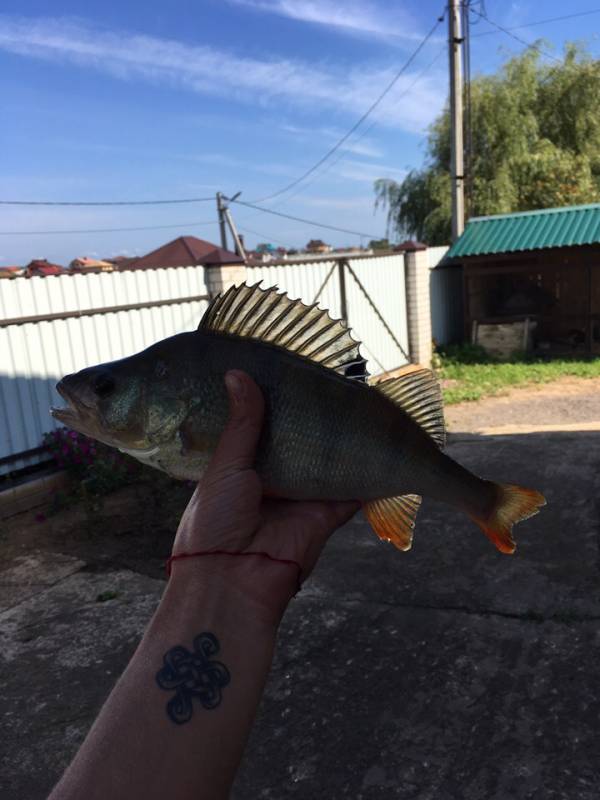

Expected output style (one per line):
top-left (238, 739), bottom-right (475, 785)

top-left (247, 253), bottom-right (410, 376)
top-left (0, 267), bottom-right (209, 474)
top-left (1, 249), bottom-right (461, 476)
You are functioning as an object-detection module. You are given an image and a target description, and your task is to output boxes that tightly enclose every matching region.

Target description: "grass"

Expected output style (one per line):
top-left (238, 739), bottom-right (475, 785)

top-left (435, 344), bottom-right (600, 405)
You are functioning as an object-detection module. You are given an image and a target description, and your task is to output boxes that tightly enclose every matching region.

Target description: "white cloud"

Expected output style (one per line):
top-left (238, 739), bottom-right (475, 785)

top-left (0, 15), bottom-right (445, 133)
top-left (332, 158), bottom-right (407, 183)
top-left (280, 123), bottom-right (384, 157)
top-left (226, 0), bottom-right (436, 44)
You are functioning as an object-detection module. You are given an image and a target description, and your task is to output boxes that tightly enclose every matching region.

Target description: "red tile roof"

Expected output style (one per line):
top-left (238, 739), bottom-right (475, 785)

top-left (25, 259), bottom-right (66, 276)
top-left (128, 236), bottom-right (244, 269)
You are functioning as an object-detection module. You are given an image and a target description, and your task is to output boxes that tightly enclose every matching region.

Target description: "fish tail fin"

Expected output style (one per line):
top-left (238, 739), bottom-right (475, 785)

top-left (470, 482), bottom-right (546, 554)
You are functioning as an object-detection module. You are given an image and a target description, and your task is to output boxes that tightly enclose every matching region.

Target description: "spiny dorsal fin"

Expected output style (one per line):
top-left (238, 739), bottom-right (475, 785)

top-left (363, 493), bottom-right (422, 551)
top-left (199, 283), bottom-right (367, 378)
top-left (374, 366), bottom-right (446, 448)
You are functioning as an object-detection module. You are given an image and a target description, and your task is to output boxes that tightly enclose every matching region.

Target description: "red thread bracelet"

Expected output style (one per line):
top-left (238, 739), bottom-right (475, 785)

top-left (166, 550), bottom-right (303, 594)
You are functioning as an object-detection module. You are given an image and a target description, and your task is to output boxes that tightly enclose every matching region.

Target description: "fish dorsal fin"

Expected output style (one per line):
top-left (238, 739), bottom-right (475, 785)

top-left (199, 283), bottom-right (367, 377)
top-left (373, 365), bottom-right (446, 448)
top-left (363, 493), bottom-right (422, 551)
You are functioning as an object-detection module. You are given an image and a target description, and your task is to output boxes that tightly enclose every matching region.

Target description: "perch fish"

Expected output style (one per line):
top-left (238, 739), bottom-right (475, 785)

top-left (51, 283), bottom-right (545, 553)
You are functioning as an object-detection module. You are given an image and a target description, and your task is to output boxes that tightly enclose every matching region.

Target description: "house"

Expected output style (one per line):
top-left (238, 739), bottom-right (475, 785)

top-left (70, 256), bottom-right (115, 272)
top-left (0, 266), bottom-right (25, 279)
top-left (128, 236), bottom-right (244, 269)
top-left (305, 239), bottom-right (332, 254)
top-left (446, 203), bottom-right (600, 357)
top-left (24, 259), bottom-right (65, 277)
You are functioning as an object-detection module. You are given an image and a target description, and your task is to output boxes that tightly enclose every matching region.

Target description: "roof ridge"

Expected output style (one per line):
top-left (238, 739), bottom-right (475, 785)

top-left (469, 202), bottom-right (600, 224)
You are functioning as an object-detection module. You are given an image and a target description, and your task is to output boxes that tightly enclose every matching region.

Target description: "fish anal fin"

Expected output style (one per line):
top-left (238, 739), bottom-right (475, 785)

top-left (198, 282), bottom-right (368, 378)
top-left (373, 367), bottom-right (445, 448)
top-left (363, 494), bottom-right (421, 551)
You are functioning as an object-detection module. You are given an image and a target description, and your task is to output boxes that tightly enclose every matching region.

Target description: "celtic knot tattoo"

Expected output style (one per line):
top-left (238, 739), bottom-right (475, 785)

top-left (156, 632), bottom-right (230, 724)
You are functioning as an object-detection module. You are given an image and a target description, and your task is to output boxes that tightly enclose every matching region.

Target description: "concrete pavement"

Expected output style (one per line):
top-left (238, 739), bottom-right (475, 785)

top-left (1, 429), bottom-right (599, 799)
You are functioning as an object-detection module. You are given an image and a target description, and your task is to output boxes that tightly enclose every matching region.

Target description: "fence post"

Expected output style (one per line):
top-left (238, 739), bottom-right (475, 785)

top-left (337, 258), bottom-right (348, 322)
top-left (404, 243), bottom-right (432, 367)
top-left (205, 262), bottom-right (248, 298)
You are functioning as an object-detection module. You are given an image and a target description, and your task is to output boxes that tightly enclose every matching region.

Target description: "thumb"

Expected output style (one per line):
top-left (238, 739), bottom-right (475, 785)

top-left (209, 370), bottom-right (265, 474)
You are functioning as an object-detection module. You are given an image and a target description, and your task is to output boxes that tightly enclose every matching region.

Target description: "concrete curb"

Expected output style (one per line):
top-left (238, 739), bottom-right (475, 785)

top-left (0, 471), bottom-right (68, 519)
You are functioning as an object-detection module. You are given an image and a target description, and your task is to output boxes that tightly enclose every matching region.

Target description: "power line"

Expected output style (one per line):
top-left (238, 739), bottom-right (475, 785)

top-left (236, 223), bottom-right (290, 249)
top-left (228, 198), bottom-right (380, 239)
top-left (272, 46), bottom-right (446, 207)
top-left (0, 220), bottom-right (216, 236)
top-left (249, 11), bottom-right (446, 205)
top-left (469, 7), bottom-right (563, 65)
top-left (0, 196), bottom-right (215, 207)
top-left (471, 8), bottom-right (600, 38)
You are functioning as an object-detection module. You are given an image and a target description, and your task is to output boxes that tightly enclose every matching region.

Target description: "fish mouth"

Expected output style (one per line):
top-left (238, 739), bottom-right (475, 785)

top-left (51, 380), bottom-right (103, 438)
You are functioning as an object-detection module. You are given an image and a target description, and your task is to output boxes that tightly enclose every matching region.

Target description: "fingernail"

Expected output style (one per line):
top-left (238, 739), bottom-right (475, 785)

top-left (225, 371), bottom-right (245, 403)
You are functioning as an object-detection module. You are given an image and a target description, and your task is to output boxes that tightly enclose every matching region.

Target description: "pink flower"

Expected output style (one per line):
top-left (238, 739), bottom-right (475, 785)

top-left (69, 431), bottom-right (78, 439)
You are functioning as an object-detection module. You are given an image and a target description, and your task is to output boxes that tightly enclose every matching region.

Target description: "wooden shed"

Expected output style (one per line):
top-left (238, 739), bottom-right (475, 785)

top-left (446, 204), bottom-right (600, 357)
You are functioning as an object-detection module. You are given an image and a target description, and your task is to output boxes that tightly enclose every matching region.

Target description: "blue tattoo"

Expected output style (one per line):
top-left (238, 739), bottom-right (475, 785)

top-left (156, 632), bottom-right (230, 724)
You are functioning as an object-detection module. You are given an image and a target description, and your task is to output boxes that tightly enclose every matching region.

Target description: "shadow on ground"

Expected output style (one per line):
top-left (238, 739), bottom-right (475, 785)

top-left (1, 430), bottom-right (599, 799)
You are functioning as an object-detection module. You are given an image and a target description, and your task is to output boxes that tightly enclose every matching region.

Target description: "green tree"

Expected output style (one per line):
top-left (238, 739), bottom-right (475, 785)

top-left (375, 45), bottom-right (600, 244)
top-left (368, 238), bottom-right (390, 250)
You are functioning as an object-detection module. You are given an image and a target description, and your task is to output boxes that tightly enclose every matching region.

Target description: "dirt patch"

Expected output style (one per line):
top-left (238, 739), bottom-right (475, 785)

top-left (0, 475), bottom-right (194, 580)
top-left (445, 375), bottom-right (600, 434)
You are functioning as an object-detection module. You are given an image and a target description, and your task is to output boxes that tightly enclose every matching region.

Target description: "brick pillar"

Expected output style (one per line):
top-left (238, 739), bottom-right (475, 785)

top-left (205, 262), bottom-right (247, 297)
top-left (404, 244), bottom-right (432, 368)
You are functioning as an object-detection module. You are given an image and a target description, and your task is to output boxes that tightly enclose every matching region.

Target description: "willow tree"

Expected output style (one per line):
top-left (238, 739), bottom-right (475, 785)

top-left (375, 45), bottom-right (600, 244)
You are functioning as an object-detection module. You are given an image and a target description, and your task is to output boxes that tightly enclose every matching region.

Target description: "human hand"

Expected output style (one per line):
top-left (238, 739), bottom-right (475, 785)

top-left (170, 370), bottom-right (359, 623)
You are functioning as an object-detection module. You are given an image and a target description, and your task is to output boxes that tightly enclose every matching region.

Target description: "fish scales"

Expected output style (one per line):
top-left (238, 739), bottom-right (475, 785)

top-left (51, 283), bottom-right (546, 554)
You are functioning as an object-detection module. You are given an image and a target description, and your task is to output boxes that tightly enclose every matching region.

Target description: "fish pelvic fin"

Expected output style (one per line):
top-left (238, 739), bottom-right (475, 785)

top-left (372, 366), bottom-right (445, 448)
top-left (198, 282), bottom-right (368, 379)
top-left (363, 494), bottom-right (422, 551)
top-left (470, 482), bottom-right (546, 554)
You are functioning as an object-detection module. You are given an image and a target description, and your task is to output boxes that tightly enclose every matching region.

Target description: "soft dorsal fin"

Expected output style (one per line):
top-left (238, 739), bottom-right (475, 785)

top-left (373, 365), bottom-right (446, 447)
top-left (199, 283), bottom-right (367, 377)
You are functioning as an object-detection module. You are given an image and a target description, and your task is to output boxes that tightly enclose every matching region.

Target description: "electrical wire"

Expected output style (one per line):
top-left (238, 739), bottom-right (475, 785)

top-left (469, 7), bottom-right (563, 65)
top-left (0, 196), bottom-right (215, 207)
top-left (235, 223), bottom-right (290, 249)
top-left (0, 220), bottom-right (217, 236)
top-left (471, 8), bottom-right (600, 38)
top-left (272, 46), bottom-right (446, 207)
top-left (249, 11), bottom-right (446, 205)
top-left (227, 198), bottom-right (381, 239)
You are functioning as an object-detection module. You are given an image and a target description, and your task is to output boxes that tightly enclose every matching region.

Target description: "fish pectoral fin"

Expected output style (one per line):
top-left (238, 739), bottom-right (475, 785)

top-left (363, 493), bottom-right (421, 551)
top-left (178, 411), bottom-right (218, 455)
top-left (371, 366), bottom-right (445, 448)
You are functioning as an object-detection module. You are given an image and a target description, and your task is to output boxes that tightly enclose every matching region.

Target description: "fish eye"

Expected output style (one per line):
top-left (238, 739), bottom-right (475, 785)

top-left (154, 360), bottom-right (169, 380)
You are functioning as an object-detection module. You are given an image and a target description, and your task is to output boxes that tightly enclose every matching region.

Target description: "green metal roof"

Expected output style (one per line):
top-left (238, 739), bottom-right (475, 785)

top-left (446, 203), bottom-right (600, 258)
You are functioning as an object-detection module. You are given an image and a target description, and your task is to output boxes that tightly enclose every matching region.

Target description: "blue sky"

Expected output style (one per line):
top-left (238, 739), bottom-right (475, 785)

top-left (1, 0), bottom-right (599, 264)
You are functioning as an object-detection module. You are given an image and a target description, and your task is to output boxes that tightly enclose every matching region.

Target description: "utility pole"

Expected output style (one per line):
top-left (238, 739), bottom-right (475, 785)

top-left (223, 205), bottom-right (247, 262)
top-left (448, 0), bottom-right (465, 240)
top-left (216, 192), bottom-right (228, 251)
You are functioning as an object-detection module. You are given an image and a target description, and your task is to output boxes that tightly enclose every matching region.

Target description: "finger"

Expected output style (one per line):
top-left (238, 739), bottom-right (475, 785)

top-left (208, 370), bottom-right (265, 474)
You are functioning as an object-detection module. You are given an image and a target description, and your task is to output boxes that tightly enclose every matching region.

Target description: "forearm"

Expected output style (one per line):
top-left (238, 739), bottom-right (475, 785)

top-left (49, 559), bottom-right (289, 800)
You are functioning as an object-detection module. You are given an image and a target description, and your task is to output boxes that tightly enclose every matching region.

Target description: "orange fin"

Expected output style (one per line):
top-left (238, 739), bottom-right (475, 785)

top-left (363, 494), bottom-right (421, 551)
top-left (470, 483), bottom-right (546, 554)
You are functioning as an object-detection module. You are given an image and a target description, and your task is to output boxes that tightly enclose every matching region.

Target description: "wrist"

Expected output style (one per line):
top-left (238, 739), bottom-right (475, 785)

top-left (165, 552), bottom-right (298, 628)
